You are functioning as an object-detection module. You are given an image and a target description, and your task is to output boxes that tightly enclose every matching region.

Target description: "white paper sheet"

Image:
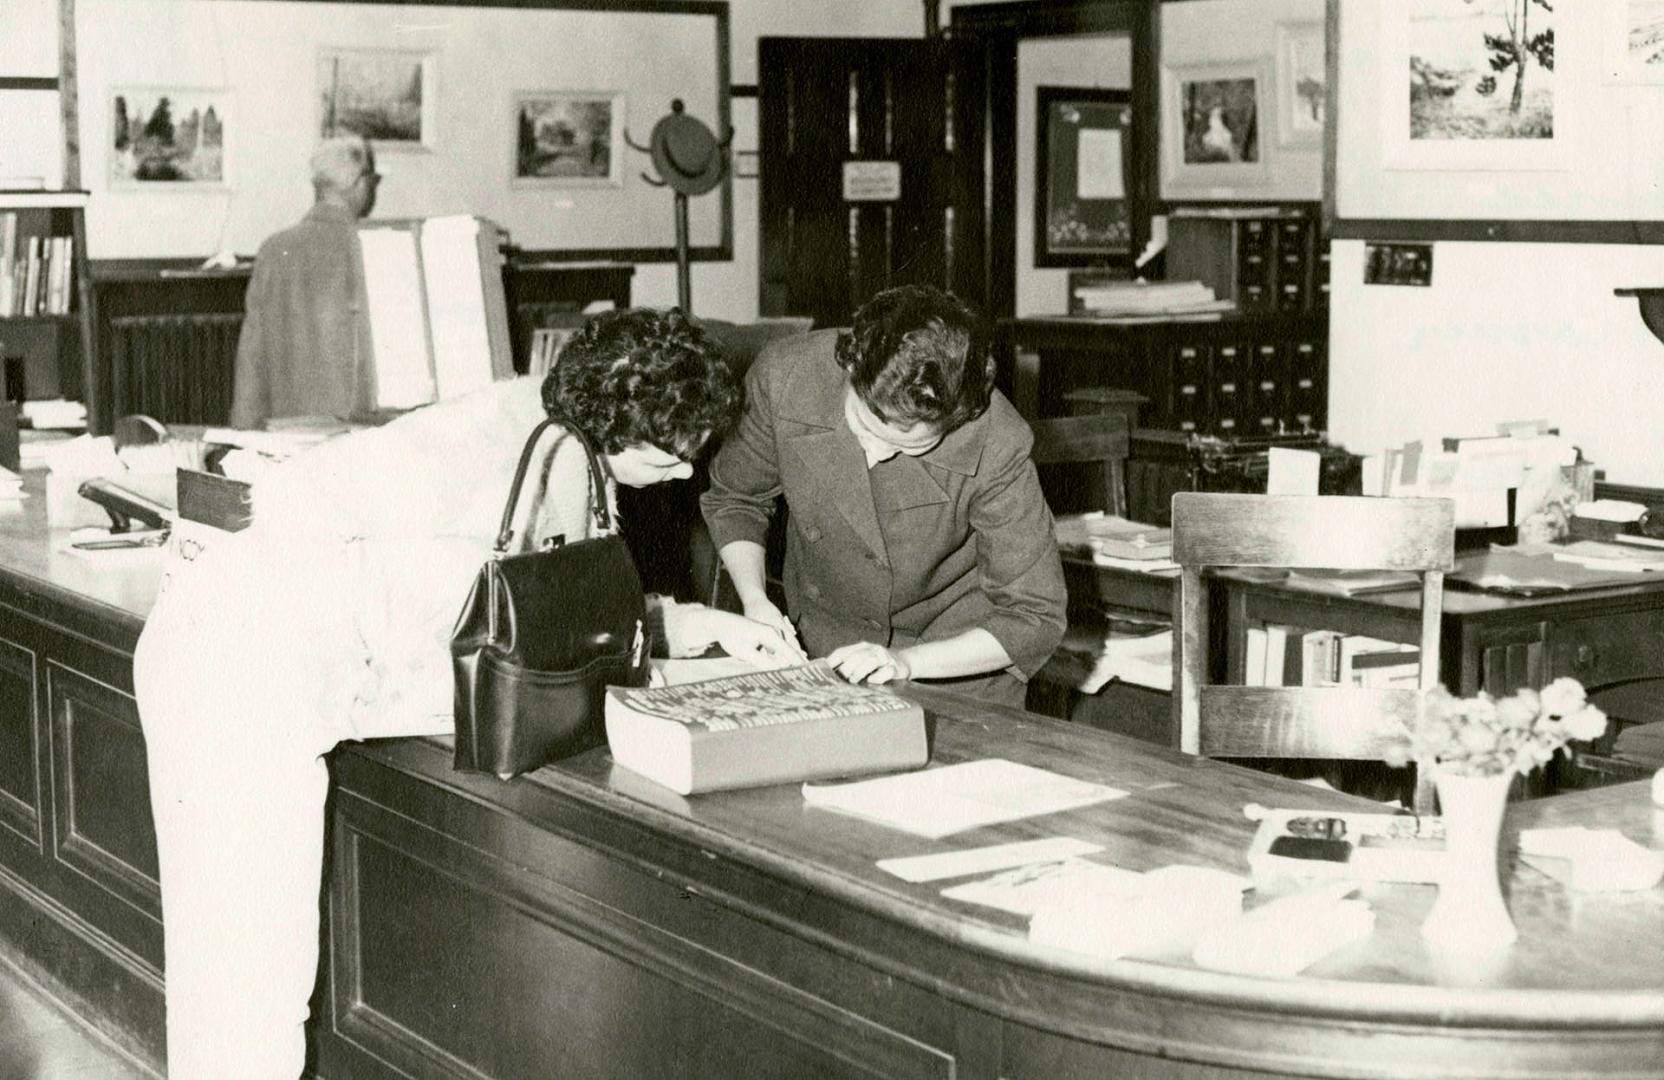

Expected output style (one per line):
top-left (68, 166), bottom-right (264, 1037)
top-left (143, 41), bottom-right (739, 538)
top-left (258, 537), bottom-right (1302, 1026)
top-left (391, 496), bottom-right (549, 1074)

top-left (802, 759), bottom-right (1127, 839)
top-left (358, 227), bottom-right (436, 410)
top-left (1076, 129), bottom-right (1125, 199)
top-left (420, 215), bottom-right (496, 400)
top-left (1266, 447), bottom-right (1321, 496)
top-left (877, 837), bottom-right (1103, 884)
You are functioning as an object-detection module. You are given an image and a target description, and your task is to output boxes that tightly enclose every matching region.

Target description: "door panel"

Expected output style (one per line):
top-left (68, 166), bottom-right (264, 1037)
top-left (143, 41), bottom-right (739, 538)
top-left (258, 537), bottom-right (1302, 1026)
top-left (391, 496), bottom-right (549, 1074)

top-left (759, 37), bottom-right (981, 327)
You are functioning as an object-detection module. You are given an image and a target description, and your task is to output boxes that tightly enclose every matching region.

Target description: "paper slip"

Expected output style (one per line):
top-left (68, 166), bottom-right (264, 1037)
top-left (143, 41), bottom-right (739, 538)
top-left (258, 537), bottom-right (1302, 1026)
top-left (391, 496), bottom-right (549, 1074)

top-left (1266, 447), bottom-right (1320, 496)
top-left (941, 857), bottom-right (1143, 916)
top-left (802, 759), bottom-right (1127, 840)
top-left (877, 837), bottom-right (1104, 884)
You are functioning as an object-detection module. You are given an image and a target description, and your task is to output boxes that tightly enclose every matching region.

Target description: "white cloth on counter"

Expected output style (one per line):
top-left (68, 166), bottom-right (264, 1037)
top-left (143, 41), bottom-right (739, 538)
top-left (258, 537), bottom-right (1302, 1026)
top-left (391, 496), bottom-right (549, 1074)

top-left (1517, 827), bottom-right (1664, 892)
top-left (1027, 864), bottom-right (1248, 961)
top-left (1192, 884), bottom-right (1375, 977)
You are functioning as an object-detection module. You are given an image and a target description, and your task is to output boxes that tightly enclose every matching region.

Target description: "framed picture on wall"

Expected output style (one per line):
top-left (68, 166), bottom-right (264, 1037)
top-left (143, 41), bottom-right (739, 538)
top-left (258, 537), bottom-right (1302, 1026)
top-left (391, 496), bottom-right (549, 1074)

top-left (1380, 0), bottom-right (1567, 171)
top-left (109, 87), bottom-right (231, 188)
top-left (318, 48), bottom-right (436, 150)
top-left (1603, 1), bottom-right (1664, 84)
top-left (1034, 86), bottom-right (1133, 267)
top-left (513, 91), bottom-right (626, 188)
top-left (1276, 21), bottom-right (1326, 148)
top-left (1161, 61), bottom-right (1268, 191)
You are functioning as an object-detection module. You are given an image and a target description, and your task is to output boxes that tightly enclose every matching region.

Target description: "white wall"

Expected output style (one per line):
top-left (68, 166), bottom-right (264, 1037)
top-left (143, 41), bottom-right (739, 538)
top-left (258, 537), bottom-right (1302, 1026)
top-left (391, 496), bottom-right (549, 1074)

top-left (1015, 34), bottom-right (1133, 317)
top-left (0, 0), bottom-right (63, 188)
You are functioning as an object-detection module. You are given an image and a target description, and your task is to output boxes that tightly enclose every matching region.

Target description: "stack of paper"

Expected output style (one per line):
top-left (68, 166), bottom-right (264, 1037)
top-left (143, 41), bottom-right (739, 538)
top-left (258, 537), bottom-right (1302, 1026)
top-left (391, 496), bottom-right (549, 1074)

top-left (20, 399), bottom-right (86, 430)
top-left (1070, 280), bottom-right (1233, 318)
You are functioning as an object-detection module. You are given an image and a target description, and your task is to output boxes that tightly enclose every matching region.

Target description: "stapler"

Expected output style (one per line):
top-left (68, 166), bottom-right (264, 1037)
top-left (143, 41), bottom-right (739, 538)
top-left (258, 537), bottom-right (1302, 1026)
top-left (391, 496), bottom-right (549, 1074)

top-left (74, 478), bottom-right (174, 549)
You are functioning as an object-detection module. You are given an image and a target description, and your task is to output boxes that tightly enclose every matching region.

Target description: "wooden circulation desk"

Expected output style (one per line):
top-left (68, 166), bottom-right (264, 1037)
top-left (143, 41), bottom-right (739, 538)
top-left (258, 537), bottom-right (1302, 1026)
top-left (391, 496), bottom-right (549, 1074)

top-left (1, 474), bottom-right (1662, 1079)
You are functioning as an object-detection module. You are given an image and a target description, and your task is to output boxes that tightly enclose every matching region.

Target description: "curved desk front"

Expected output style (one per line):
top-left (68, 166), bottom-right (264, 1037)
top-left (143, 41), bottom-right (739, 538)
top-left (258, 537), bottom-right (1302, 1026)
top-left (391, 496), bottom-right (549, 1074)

top-left (0, 474), bottom-right (1660, 1079)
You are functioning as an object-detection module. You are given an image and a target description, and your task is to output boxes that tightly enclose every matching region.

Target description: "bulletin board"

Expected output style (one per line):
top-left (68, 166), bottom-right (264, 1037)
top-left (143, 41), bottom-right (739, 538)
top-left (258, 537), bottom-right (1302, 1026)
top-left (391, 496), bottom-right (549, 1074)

top-left (1329, 0), bottom-right (1664, 242)
top-left (72, 0), bottom-right (731, 262)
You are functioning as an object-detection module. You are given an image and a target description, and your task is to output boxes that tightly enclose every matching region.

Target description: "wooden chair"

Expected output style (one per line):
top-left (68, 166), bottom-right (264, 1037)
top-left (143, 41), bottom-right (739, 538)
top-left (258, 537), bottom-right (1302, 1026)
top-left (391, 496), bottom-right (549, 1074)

top-left (1028, 412), bottom-right (1131, 518)
top-left (1171, 492), bottom-right (1455, 814)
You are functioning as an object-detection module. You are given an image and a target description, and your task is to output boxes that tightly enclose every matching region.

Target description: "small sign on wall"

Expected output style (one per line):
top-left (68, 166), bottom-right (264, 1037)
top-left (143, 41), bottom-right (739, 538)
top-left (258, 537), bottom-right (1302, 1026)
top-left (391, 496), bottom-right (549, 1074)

top-left (1363, 242), bottom-right (1433, 287)
top-left (842, 161), bottom-right (901, 202)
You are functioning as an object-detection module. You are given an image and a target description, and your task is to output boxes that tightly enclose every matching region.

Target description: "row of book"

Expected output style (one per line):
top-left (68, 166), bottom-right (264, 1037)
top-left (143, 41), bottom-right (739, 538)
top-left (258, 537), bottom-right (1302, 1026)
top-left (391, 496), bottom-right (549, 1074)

top-left (1243, 626), bottom-right (1421, 690)
top-left (0, 214), bottom-right (74, 318)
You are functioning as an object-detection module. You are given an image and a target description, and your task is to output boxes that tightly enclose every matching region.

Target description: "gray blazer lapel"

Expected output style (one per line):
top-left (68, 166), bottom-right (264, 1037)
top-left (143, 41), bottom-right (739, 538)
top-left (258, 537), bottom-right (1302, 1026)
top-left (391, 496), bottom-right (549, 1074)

top-left (883, 456), bottom-right (951, 511)
top-left (789, 429), bottom-right (888, 556)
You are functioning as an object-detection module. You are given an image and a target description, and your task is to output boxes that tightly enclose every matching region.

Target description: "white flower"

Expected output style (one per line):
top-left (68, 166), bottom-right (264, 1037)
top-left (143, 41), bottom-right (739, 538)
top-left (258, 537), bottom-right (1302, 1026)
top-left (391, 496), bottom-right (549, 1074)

top-left (1561, 704), bottom-right (1608, 742)
top-left (1540, 677), bottom-right (1587, 717)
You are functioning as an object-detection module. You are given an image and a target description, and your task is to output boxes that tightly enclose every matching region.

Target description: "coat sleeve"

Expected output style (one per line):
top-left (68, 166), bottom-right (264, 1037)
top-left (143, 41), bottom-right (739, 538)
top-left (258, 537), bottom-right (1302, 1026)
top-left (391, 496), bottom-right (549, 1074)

top-left (701, 359), bottom-right (784, 552)
top-left (967, 430), bottom-right (1068, 679)
top-left (229, 257), bottom-right (271, 430)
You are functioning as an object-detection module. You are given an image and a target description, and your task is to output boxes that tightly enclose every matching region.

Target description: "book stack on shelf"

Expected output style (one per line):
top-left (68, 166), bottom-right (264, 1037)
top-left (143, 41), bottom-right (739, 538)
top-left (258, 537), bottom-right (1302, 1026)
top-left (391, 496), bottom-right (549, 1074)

top-left (1068, 279), bottom-right (1235, 320)
top-left (1242, 626), bottom-right (1420, 690)
top-left (0, 210), bottom-right (74, 318)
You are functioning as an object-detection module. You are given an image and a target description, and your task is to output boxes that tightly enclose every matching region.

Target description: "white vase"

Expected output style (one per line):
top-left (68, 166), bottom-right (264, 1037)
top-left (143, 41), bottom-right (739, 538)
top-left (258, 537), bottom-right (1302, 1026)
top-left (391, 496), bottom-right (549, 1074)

top-left (1421, 770), bottom-right (1518, 950)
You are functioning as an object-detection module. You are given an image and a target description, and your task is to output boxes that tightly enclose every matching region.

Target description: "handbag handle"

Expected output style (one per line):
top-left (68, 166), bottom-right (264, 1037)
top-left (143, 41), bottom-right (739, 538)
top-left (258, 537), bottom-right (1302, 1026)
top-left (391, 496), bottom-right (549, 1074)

top-left (493, 416), bottom-right (613, 555)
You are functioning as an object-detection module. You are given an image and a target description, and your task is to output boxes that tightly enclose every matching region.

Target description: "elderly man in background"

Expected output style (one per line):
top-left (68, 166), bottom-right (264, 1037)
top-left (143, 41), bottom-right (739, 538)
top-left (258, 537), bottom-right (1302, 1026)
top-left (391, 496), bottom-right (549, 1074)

top-left (229, 134), bottom-right (381, 429)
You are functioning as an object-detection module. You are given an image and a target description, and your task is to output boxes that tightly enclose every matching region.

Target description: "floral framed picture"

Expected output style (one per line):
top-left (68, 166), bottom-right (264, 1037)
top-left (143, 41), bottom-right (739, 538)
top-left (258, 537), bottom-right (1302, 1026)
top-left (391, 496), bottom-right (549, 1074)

top-left (1276, 21), bottom-right (1326, 148)
top-left (1033, 86), bottom-right (1133, 268)
top-left (109, 87), bottom-right (231, 188)
top-left (1380, 0), bottom-right (1567, 171)
top-left (513, 91), bottom-right (626, 188)
top-left (1161, 60), bottom-right (1268, 192)
top-left (318, 48), bottom-right (436, 151)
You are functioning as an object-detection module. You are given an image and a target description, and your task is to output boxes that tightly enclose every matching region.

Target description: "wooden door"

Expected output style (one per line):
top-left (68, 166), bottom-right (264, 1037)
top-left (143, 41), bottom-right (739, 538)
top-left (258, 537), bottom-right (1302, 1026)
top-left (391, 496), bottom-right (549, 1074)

top-left (758, 37), bottom-right (983, 327)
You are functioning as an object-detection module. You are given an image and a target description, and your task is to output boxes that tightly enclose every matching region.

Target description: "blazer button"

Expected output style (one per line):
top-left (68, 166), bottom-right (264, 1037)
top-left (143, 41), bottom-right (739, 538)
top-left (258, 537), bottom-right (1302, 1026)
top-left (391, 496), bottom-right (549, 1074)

top-left (806, 583), bottom-right (821, 600)
top-left (805, 526), bottom-right (822, 542)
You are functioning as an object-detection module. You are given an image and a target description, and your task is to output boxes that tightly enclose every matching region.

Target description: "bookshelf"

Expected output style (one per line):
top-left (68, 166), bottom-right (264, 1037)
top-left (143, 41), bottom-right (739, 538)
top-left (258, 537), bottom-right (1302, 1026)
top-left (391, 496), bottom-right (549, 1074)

top-left (0, 190), bottom-right (94, 427)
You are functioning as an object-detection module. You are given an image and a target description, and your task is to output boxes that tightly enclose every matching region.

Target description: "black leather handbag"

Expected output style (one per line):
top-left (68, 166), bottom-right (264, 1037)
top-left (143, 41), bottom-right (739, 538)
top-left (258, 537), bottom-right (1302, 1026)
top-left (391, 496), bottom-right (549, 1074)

top-left (450, 418), bottom-right (650, 778)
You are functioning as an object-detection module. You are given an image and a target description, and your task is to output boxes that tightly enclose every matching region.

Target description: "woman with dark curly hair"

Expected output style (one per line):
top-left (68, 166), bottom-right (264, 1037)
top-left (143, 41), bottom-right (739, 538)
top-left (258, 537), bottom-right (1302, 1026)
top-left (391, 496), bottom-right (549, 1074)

top-left (133, 307), bottom-right (798, 1080)
top-left (703, 285), bottom-right (1066, 708)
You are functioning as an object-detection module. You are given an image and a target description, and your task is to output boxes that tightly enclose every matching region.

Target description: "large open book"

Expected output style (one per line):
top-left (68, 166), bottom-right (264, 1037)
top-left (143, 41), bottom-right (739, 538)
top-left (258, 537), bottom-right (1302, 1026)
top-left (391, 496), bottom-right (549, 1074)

top-left (604, 660), bottom-right (929, 795)
top-left (354, 214), bottom-right (514, 412)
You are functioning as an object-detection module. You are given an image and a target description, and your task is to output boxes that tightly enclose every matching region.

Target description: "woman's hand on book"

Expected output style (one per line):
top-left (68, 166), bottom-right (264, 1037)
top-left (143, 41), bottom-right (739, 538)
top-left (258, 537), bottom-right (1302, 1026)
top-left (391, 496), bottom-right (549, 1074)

top-left (827, 641), bottom-right (912, 685)
top-left (706, 609), bottom-right (806, 668)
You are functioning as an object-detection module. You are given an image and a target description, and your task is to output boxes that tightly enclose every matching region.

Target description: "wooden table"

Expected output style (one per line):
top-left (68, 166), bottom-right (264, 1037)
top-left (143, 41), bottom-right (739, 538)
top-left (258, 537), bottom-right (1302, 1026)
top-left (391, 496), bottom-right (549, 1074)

top-left (3, 474), bottom-right (1663, 1078)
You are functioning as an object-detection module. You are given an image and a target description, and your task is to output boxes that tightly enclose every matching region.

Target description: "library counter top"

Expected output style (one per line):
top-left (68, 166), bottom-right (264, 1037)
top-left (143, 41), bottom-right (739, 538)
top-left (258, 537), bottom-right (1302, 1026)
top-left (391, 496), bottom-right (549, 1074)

top-left (0, 472), bottom-right (1661, 1079)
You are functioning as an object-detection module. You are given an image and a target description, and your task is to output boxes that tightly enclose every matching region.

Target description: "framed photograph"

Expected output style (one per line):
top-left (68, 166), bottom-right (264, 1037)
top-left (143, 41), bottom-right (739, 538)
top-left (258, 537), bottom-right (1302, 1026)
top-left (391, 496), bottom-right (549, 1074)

top-left (110, 87), bottom-right (230, 188)
top-left (1276, 21), bottom-right (1326, 148)
top-left (318, 48), bottom-right (435, 150)
top-left (1033, 87), bottom-right (1133, 268)
top-left (1603, 1), bottom-right (1664, 83)
top-left (1162, 61), bottom-right (1268, 191)
top-left (513, 91), bottom-right (626, 188)
top-left (1381, 0), bottom-right (1566, 171)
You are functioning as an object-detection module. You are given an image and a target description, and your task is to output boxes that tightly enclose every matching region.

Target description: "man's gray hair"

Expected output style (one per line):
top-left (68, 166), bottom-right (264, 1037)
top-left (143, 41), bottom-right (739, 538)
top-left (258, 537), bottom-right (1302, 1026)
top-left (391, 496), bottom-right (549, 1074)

top-left (310, 135), bottom-right (373, 193)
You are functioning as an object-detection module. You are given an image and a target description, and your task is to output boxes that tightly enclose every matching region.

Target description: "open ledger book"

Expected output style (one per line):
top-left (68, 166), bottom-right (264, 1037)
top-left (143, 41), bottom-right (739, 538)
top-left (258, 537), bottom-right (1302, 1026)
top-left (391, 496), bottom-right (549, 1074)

top-left (605, 660), bottom-right (928, 795)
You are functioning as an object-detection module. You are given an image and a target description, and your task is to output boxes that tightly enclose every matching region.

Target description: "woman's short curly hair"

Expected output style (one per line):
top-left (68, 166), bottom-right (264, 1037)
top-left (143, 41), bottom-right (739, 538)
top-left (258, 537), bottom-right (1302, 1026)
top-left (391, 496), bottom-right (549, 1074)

top-left (541, 307), bottom-right (743, 461)
top-left (834, 285), bottom-right (994, 433)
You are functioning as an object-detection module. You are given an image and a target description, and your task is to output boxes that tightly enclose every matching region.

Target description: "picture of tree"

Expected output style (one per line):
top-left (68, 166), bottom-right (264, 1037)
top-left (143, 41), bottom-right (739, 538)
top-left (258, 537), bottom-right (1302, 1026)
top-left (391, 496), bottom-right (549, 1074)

top-left (1408, 0), bottom-right (1555, 141)
top-left (514, 92), bottom-right (624, 187)
top-left (110, 88), bottom-right (228, 185)
top-left (318, 49), bottom-right (433, 147)
top-left (1179, 77), bottom-right (1259, 165)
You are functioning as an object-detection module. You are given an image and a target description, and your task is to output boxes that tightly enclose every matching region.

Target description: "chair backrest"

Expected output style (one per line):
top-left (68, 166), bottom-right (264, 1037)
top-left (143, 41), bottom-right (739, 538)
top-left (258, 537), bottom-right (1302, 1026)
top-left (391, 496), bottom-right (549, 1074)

top-left (1029, 412), bottom-right (1131, 517)
top-left (1171, 492), bottom-right (1455, 813)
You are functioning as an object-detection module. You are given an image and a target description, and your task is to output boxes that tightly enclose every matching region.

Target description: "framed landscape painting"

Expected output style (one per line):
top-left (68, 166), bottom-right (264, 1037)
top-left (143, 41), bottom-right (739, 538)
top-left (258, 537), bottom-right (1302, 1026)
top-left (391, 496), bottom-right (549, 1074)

top-left (319, 48), bottom-right (435, 150)
top-left (1162, 61), bottom-right (1268, 191)
top-left (1604, 1), bottom-right (1664, 83)
top-left (514, 91), bottom-right (625, 187)
top-left (110, 87), bottom-right (230, 187)
top-left (1381, 0), bottom-right (1567, 170)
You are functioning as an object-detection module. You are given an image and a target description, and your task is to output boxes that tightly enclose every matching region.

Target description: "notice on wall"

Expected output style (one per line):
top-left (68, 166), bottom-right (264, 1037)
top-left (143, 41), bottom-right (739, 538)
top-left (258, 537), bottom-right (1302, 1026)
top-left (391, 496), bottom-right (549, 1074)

top-left (842, 161), bottom-right (902, 202)
top-left (1077, 129), bottom-right (1125, 200)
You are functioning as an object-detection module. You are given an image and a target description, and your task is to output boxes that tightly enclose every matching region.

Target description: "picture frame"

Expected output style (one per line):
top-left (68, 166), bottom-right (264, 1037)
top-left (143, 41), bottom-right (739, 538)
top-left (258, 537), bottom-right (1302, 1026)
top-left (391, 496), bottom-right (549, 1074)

top-left (109, 86), bottom-right (231, 188)
top-left (1033, 86), bottom-right (1133, 268)
top-left (318, 47), bottom-right (436, 151)
top-left (1602, 1), bottom-right (1664, 84)
top-left (1380, 0), bottom-right (1567, 171)
top-left (1276, 21), bottom-right (1327, 148)
top-left (1162, 60), bottom-right (1269, 192)
top-left (513, 91), bottom-right (626, 188)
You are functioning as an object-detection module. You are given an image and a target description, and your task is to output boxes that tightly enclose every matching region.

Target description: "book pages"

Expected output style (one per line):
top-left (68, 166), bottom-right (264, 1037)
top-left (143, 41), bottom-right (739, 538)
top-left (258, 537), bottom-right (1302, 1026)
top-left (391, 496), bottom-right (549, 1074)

top-left (357, 227), bottom-right (436, 410)
top-left (420, 215), bottom-right (496, 400)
